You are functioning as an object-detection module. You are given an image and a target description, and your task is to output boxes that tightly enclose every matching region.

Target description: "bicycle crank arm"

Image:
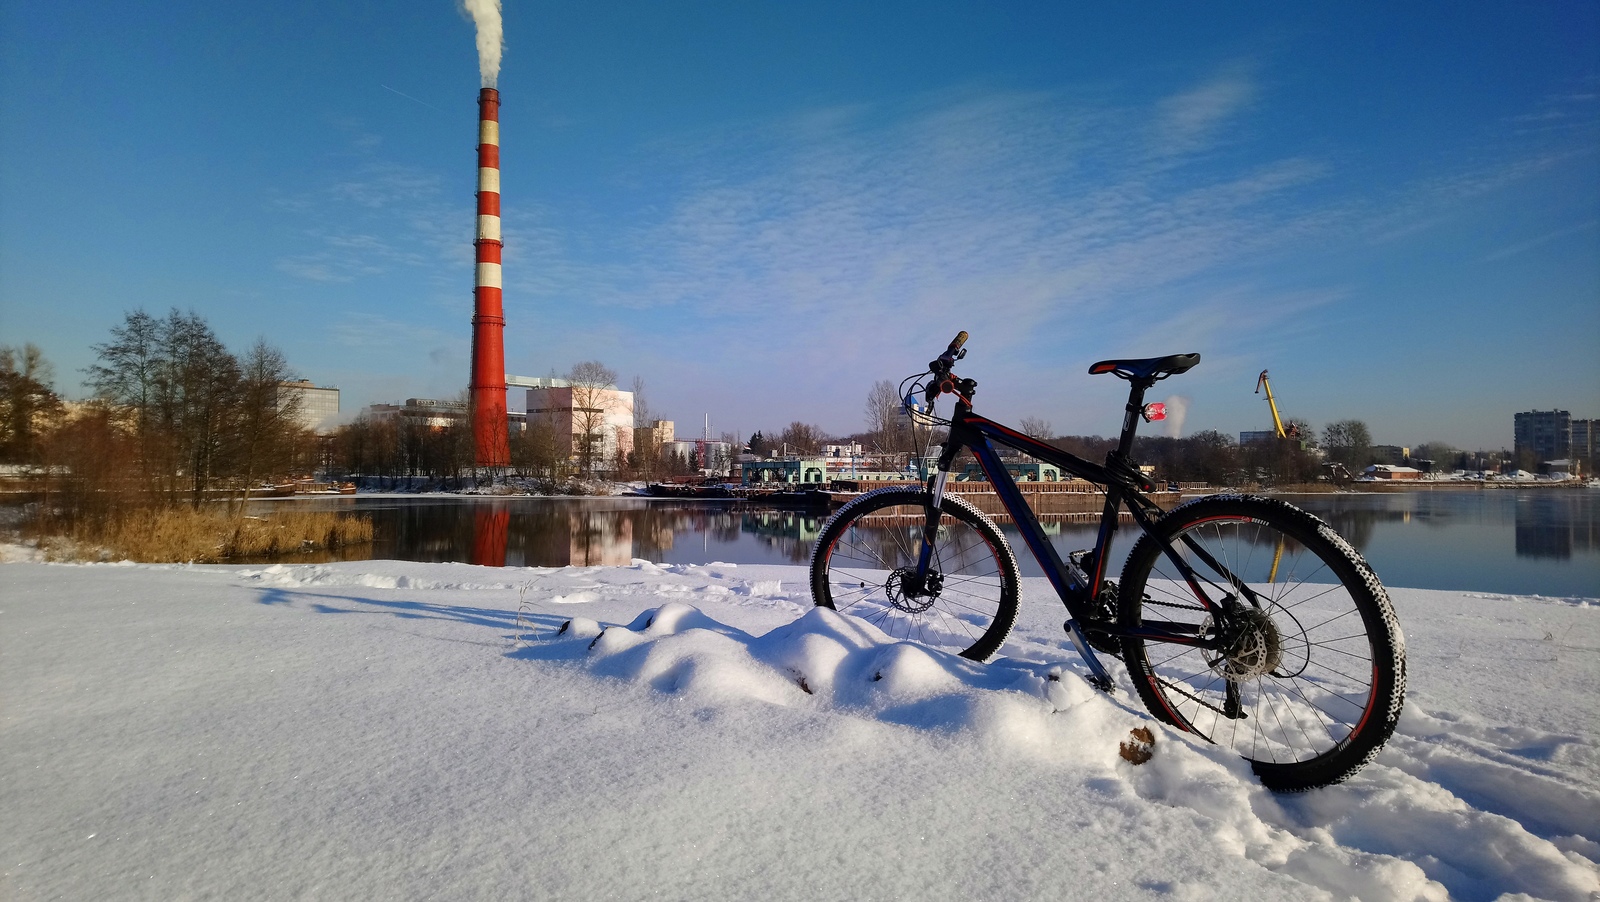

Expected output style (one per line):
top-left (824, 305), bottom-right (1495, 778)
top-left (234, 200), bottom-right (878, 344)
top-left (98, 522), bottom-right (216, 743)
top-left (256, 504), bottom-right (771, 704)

top-left (1111, 620), bottom-right (1224, 650)
top-left (1065, 619), bottom-right (1116, 693)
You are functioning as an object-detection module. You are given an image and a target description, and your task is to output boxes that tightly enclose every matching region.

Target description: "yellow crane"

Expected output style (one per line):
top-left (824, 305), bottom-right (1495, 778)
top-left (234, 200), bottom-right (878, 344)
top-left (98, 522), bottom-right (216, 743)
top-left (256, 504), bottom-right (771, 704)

top-left (1255, 370), bottom-right (1302, 440)
top-left (1257, 370), bottom-right (1294, 583)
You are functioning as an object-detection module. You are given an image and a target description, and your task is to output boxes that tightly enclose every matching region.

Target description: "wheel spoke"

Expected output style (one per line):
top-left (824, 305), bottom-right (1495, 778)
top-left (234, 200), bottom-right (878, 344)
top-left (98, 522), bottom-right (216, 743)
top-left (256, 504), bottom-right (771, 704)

top-left (1118, 498), bottom-right (1404, 789)
top-left (812, 491), bottom-right (1018, 661)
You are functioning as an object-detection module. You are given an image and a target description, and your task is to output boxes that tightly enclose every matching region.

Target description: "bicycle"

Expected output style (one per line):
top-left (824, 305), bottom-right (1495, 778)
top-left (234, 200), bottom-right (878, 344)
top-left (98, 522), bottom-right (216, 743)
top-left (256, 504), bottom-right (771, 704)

top-left (809, 332), bottom-right (1406, 791)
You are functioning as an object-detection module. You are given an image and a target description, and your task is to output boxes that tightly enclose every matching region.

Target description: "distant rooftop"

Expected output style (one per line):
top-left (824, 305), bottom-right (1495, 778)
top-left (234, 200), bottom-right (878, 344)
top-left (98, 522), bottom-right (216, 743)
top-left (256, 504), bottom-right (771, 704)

top-left (506, 375), bottom-right (619, 390)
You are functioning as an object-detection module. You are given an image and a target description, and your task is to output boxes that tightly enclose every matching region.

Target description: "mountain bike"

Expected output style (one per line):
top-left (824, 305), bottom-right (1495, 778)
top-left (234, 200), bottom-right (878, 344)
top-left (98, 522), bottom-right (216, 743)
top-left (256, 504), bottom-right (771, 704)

top-left (809, 332), bottom-right (1406, 790)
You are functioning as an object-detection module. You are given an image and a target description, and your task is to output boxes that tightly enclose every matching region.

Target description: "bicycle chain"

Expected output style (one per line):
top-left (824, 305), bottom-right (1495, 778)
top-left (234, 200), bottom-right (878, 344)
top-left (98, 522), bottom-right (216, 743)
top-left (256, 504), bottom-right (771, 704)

top-left (1139, 595), bottom-right (1207, 612)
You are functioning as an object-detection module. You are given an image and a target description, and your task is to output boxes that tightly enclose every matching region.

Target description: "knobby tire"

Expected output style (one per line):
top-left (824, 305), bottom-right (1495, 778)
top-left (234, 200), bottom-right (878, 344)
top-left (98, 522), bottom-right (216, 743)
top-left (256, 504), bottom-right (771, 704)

top-left (810, 486), bottom-right (1021, 661)
top-left (1117, 495), bottom-right (1406, 791)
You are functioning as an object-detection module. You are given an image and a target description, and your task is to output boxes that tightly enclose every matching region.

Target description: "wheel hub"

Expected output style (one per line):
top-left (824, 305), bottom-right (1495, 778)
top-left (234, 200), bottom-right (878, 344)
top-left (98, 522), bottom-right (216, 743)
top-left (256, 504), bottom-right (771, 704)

top-left (885, 568), bottom-right (940, 614)
top-left (1207, 608), bottom-right (1283, 680)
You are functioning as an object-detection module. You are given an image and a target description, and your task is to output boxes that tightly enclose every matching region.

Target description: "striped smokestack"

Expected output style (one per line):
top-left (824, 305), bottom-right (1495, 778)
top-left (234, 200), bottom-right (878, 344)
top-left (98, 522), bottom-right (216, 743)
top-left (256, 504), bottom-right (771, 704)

top-left (470, 87), bottom-right (510, 468)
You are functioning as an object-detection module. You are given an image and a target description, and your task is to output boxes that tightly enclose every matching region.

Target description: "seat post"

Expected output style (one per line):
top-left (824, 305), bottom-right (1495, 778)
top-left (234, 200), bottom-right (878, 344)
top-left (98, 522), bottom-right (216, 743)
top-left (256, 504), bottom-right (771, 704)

top-left (1117, 378), bottom-right (1154, 457)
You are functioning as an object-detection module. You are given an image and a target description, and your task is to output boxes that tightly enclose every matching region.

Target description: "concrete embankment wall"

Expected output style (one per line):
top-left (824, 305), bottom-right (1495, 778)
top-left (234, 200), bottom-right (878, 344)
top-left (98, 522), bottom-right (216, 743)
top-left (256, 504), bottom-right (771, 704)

top-left (835, 479), bottom-right (1178, 520)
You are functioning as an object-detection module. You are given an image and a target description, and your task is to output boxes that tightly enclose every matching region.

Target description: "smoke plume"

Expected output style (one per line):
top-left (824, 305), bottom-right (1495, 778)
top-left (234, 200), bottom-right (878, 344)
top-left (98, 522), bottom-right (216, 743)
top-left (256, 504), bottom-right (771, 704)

top-left (1162, 395), bottom-right (1190, 438)
top-left (460, 0), bottom-right (503, 87)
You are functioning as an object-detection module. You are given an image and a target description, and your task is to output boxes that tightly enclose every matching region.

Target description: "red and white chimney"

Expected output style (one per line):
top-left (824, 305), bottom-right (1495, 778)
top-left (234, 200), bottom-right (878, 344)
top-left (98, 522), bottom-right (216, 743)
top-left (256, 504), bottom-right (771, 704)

top-left (470, 87), bottom-right (510, 468)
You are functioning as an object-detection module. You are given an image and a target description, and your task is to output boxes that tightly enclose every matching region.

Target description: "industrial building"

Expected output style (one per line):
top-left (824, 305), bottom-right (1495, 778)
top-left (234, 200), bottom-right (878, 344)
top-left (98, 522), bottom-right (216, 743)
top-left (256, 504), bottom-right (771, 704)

top-left (743, 458), bottom-right (828, 485)
top-left (662, 439), bottom-right (734, 471)
top-left (634, 419), bottom-right (674, 460)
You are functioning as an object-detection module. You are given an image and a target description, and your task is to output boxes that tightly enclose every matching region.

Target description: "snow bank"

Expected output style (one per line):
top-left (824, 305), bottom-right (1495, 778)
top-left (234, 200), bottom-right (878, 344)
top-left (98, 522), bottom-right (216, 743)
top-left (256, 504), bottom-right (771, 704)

top-left (1, 555), bottom-right (1596, 900)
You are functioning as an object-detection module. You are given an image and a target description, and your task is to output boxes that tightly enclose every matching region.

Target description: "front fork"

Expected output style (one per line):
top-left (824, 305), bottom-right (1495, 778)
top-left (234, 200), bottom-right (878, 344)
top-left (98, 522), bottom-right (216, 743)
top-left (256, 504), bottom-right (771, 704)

top-left (917, 449), bottom-right (1119, 692)
top-left (916, 467), bottom-right (951, 577)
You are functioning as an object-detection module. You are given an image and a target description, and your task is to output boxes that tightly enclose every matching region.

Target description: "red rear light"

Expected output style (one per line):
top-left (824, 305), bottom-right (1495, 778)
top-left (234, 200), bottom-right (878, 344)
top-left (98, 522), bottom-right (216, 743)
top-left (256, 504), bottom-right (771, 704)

top-left (1142, 403), bottom-right (1166, 422)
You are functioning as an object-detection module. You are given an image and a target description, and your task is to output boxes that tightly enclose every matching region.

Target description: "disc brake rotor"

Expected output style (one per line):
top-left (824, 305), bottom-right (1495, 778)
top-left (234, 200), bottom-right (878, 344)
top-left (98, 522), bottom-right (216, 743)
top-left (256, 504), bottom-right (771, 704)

top-left (885, 567), bottom-right (939, 614)
top-left (1203, 608), bottom-right (1284, 681)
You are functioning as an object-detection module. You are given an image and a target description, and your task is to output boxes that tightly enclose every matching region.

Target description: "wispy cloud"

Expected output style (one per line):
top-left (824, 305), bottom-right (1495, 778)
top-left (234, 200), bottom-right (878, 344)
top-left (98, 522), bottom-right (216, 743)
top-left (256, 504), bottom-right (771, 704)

top-left (1506, 79), bottom-right (1600, 137)
top-left (328, 163), bottom-right (442, 210)
top-left (506, 81), bottom-right (1324, 354)
top-left (275, 152), bottom-right (465, 286)
top-left (1151, 69), bottom-right (1257, 157)
top-left (1482, 219), bottom-right (1599, 262)
top-left (328, 311), bottom-right (462, 353)
top-left (274, 66), bottom-right (1597, 435)
top-left (1365, 146), bottom-right (1596, 245)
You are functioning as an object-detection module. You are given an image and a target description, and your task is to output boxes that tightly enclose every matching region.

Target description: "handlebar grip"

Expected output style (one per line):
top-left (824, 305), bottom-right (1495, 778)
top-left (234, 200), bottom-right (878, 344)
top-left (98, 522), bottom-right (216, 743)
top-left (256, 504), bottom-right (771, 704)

top-left (946, 331), bottom-right (969, 357)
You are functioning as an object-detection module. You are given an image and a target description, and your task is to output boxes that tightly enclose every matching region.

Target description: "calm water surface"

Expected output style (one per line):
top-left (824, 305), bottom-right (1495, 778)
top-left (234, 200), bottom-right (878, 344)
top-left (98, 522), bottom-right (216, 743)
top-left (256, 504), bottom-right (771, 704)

top-left (268, 489), bottom-right (1599, 597)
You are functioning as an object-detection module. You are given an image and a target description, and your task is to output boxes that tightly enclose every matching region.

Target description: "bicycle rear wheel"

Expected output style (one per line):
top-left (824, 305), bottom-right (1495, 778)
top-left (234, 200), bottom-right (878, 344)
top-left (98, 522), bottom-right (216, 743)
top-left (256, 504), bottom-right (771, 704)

top-left (1118, 495), bottom-right (1405, 791)
top-left (810, 486), bottom-right (1020, 661)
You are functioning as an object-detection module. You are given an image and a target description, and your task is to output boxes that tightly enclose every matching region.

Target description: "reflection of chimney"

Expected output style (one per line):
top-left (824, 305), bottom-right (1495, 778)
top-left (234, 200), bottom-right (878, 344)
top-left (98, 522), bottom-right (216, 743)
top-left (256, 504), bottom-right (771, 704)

top-left (470, 504), bottom-right (510, 567)
top-left (470, 87), bottom-right (510, 467)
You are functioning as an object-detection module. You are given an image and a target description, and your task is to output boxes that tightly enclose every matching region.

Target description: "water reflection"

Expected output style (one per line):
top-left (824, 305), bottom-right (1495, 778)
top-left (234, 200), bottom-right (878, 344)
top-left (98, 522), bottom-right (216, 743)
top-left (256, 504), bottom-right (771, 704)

top-left (1281, 490), bottom-right (1600, 596)
top-left (322, 498), bottom-right (828, 569)
top-left (263, 489), bottom-right (1600, 597)
top-left (471, 506), bottom-right (509, 567)
top-left (1511, 493), bottom-right (1599, 560)
top-left (1283, 490), bottom-right (1600, 561)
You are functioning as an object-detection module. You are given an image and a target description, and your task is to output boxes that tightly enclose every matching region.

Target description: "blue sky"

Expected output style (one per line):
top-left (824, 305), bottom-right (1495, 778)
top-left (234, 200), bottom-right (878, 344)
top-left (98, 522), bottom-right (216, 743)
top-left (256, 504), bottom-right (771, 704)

top-left (2, 1), bottom-right (1596, 450)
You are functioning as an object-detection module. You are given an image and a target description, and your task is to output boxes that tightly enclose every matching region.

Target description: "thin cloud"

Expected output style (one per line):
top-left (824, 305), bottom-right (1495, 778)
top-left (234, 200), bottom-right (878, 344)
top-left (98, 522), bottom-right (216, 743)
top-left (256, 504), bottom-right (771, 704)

top-left (329, 164), bottom-right (442, 209)
top-left (380, 83), bottom-right (447, 114)
top-left (1482, 219), bottom-right (1599, 262)
top-left (276, 159), bottom-right (461, 284)
top-left (512, 88), bottom-right (1326, 330)
top-left (1151, 70), bottom-right (1257, 156)
top-left (328, 312), bottom-right (462, 352)
top-left (1367, 146), bottom-right (1596, 245)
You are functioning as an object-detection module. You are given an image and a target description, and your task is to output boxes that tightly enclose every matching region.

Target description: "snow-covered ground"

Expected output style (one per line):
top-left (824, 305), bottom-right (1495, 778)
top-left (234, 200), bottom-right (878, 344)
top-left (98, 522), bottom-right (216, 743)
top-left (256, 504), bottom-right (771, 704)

top-left (2, 553), bottom-right (1596, 901)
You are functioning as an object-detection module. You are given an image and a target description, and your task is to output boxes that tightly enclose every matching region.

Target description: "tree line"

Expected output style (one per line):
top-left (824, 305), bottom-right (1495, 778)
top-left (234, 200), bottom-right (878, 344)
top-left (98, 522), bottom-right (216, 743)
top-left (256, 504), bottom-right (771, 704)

top-left (1, 317), bottom-right (1535, 505)
top-left (325, 362), bottom-right (721, 486)
top-left (1, 310), bottom-right (319, 521)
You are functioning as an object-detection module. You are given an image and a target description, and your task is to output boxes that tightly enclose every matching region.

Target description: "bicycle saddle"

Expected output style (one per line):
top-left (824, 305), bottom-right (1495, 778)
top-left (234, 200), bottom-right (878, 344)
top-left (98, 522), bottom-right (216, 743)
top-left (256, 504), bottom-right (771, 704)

top-left (1088, 353), bottom-right (1201, 381)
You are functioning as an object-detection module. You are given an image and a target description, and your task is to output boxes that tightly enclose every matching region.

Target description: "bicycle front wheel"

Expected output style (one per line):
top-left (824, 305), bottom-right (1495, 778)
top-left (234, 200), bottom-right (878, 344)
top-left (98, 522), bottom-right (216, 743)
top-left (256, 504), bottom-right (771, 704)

top-left (1118, 495), bottom-right (1406, 791)
top-left (810, 486), bottom-right (1020, 661)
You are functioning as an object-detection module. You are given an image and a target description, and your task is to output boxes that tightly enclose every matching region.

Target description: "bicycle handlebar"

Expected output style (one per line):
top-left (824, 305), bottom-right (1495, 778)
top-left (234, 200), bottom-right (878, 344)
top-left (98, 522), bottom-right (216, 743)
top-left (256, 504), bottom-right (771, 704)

top-left (925, 331), bottom-right (972, 405)
top-left (944, 331), bottom-right (968, 360)
top-left (931, 331), bottom-right (968, 373)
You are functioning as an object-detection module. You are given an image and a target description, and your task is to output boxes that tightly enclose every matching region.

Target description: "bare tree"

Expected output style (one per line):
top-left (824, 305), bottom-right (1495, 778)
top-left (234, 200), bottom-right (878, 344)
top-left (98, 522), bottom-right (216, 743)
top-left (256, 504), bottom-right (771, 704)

top-left (568, 361), bottom-right (622, 477)
top-left (1018, 416), bottom-right (1053, 441)
top-left (778, 421), bottom-right (827, 455)
top-left (0, 343), bottom-right (64, 464)
top-left (631, 375), bottom-right (651, 428)
top-left (1322, 420), bottom-right (1373, 469)
top-left (630, 375), bottom-right (655, 480)
top-left (234, 340), bottom-right (303, 504)
top-left (161, 310), bottom-right (241, 506)
top-left (87, 309), bottom-right (165, 484)
top-left (512, 412), bottom-right (563, 480)
top-left (863, 380), bottom-right (905, 455)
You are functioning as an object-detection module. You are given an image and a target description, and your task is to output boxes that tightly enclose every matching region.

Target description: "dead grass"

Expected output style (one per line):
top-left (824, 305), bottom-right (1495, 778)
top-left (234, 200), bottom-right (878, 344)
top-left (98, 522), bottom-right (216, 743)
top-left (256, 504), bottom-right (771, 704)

top-left (52, 506), bottom-right (372, 563)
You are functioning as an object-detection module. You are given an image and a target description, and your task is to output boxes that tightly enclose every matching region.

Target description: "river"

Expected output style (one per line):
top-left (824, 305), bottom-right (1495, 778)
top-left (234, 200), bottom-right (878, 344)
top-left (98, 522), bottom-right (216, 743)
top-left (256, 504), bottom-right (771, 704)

top-left (261, 488), bottom-right (1599, 598)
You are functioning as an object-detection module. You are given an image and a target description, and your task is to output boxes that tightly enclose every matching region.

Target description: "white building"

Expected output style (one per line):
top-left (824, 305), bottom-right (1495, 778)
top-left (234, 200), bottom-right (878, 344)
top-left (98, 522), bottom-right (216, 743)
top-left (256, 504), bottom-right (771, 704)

top-left (278, 380), bottom-right (339, 433)
top-left (516, 376), bottom-right (635, 470)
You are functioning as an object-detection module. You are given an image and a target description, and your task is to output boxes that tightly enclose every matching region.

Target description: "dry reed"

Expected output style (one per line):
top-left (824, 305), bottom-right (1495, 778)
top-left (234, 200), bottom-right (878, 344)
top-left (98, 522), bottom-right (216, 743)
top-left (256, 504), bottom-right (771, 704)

top-left (66, 507), bottom-right (372, 563)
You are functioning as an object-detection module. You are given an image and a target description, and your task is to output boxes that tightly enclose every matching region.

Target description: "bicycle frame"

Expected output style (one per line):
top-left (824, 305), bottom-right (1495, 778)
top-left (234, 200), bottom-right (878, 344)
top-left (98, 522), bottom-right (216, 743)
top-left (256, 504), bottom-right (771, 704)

top-left (917, 388), bottom-right (1246, 686)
